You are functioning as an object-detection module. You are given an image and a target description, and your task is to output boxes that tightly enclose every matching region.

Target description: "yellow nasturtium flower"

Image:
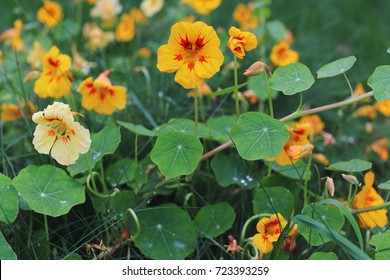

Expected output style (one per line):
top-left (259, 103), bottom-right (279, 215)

top-left (233, 3), bottom-right (259, 31)
top-left (1, 101), bottom-right (37, 122)
top-left (0, 19), bottom-right (25, 51)
top-left (227, 27), bottom-right (258, 59)
top-left (115, 14), bottom-right (136, 42)
top-left (157, 21), bottom-right (224, 89)
top-left (27, 41), bottom-right (46, 69)
top-left (253, 213), bottom-right (287, 254)
top-left (37, 0), bottom-right (63, 28)
top-left (34, 46), bottom-right (72, 98)
top-left (353, 171), bottom-right (388, 229)
top-left (32, 102), bottom-right (91, 166)
top-left (366, 138), bottom-right (389, 161)
top-left (78, 70), bottom-right (127, 115)
top-left (181, 0), bottom-right (221, 15)
top-left (270, 41), bottom-right (299, 66)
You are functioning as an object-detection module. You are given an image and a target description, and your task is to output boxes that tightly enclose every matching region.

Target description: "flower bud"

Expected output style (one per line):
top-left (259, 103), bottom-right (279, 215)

top-left (341, 174), bottom-right (361, 186)
top-left (243, 61), bottom-right (270, 76)
top-left (323, 176), bottom-right (335, 196)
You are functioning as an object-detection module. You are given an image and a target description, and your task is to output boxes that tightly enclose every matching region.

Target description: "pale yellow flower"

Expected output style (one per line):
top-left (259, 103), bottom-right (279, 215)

top-left (27, 41), bottom-right (46, 69)
top-left (90, 0), bottom-right (122, 21)
top-left (140, 0), bottom-right (164, 17)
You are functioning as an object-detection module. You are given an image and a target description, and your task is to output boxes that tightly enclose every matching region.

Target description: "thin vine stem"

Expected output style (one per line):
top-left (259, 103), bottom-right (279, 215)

top-left (233, 55), bottom-right (240, 119)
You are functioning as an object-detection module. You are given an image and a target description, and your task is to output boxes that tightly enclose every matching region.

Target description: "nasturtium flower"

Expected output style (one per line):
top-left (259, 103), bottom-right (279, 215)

top-left (268, 123), bottom-right (313, 166)
top-left (353, 82), bottom-right (371, 103)
top-left (313, 153), bottom-right (330, 166)
top-left (233, 3), bottom-right (259, 31)
top-left (187, 80), bottom-right (213, 98)
top-left (0, 19), bottom-right (24, 51)
top-left (297, 115), bottom-right (324, 136)
top-left (115, 14), bottom-right (136, 42)
top-left (243, 90), bottom-right (259, 105)
top-left (1, 101), bottom-right (37, 123)
top-left (352, 105), bottom-right (376, 119)
top-left (37, 0), bottom-right (63, 28)
top-left (253, 213), bottom-right (287, 254)
top-left (136, 47), bottom-right (152, 58)
top-left (0, 51), bottom-right (3, 65)
top-left (83, 22), bottom-right (114, 50)
top-left (366, 138), bottom-right (389, 161)
top-left (34, 46), bottom-right (72, 98)
top-left (78, 70), bottom-right (127, 115)
top-left (374, 100), bottom-right (390, 117)
top-left (181, 0), bottom-right (221, 15)
top-left (141, 0), bottom-right (164, 17)
top-left (353, 171), bottom-right (388, 229)
top-left (27, 41), bottom-right (46, 69)
top-left (270, 41), bottom-right (299, 66)
top-left (227, 27), bottom-right (258, 59)
top-left (157, 21), bottom-right (224, 89)
top-left (90, 0), bottom-right (122, 25)
top-left (72, 48), bottom-right (96, 75)
top-left (32, 102), bottom-right (91, 166)
top-left (283, 224), bottom-right (298, 252)
top-left (129, 8), bottom-right (147, 25)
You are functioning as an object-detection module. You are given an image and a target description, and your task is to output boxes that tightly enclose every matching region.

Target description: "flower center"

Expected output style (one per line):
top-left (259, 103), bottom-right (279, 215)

top-left (47, 118), bottom-right (75, 142)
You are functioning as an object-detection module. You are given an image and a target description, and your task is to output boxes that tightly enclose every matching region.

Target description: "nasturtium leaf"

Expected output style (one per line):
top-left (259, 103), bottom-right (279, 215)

top-left (269, 160), bottom-right (310, 180)
top-left (0, 232), bottom-right (17, 260)
top-left (253, 186), bottom-right (294, 219)
top-left (367, 65), bottom-right (390, 101)
top-left (317, 56), bottom-right (357, 78)
top-left (378, 180), bottom-right (390, 190)
top-left (194, 202), bottom-right (236, 238)
top-left (326, 159), bottom-right (372, 172)
top-left (266, 20), bottom-right (287, 41)
top-left (68, 125), bottom-right (121, 176)
top-left (0, 173), bottom-right (18, 224)
top-left (117, 121), bottom-right (156, 137)
top-left (248, 74), bottom-right (278, 101)
top-left (111, 191), bottom-right (138, 223)
top-left (156, 118), bottom-right (209, 138)
top-left (12, 165), bottom-right (85, 217)
top-left (230, 112), bottom-right (289, 160)
top-left (206, 115), bottom-right (236, 143)
top-left (308, 252), bottom-right (338, 260)
top-left (211, 154), bottom-right (259, 189)
top-left (106, 159), bottom-right (138, 187)
top-left (299, 204), bottom-right (345, 246)
top-left (150, 132), bottom-right (203, 178)
top-left (134, 204), bottom-right (197, 260)
top-left (369, 231), bottom-right (390, 260)
top-left (269, 62), bottom-right (315, 95)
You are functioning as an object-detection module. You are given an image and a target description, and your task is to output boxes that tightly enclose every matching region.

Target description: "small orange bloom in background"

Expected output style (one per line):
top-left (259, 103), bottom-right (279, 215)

top-left (0, 50), bottom-right (3, 65)
top-left (83, 22), bottom-right (114, 50)
top-left (129, 8), bottom-right (147, 25)
top-left (115, 14), bottom-right (136, 42)
top-left (227, 27), bottom-right (257, 59)
top-left (233, 3), bottom-right (259, 31)
top-left (224, 235), bottom-right (243, 255)
top-left (352, 105), bottom-right (376, 119)
top-left (181, 0), bottom-right (221, 15)
top-left (284, 30), bottom-right (295, 44)
top-left (140, 0), bottom-right (164, 18)
top-left (313, 153), bottom-right (330, 166)
top-left (268, 122), bottom-right (313, 166)
top-left (243, 90), bottom-right (258, 105)
top-left (90, 0), bottom-right (122, 26)
top-left (34, 46), bottom-right (72, 98)
top-left (253, 213), bottom-right (287, 254)
top-left (37, 0), bottom-right (63, 28)
top-left (78, 70), bottom-right (127, 115)
top-left (353, 171), bottom-right (388, 229)
top-left (297, 115), bottom-right (324, 141)
top-left (86, 0), bottom-right (97, 4)
top-left (374, 99), bottom-right (390, 117)
top-left (72, 48), bottom-right (96, 75)
top-left (181, 15), bottom-right (196, 23)
top-left (27, 41), bottom-right (46, 69)
top-left (157, 21), bottom-right (224, 89)
top-left (270, 41), bottom-right (299, 66)
top-left (32, 102), bottom-right (91, 166)
top-left (353, 82), bottom-right (371, 103)
top-left (136, 47), bottom-right (152, 58)
top-left (366, 138), bottom-right (389, 161)
top-left (1, 101), bottom-right (37, 122)
top-left (0, 19), bottom-right (25, 51)
top-left (283, 224), bottom-right (298, 252)
top-left (187, 80), bottom-right (213, 98)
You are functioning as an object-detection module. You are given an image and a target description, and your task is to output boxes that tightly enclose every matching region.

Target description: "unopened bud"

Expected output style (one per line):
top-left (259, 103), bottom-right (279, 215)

top-left (341, 174), bottom-right (361, 186)
top-left (243, 61), bottom-right (271, 76)
top-left (323, 176), bottom-right (335, 196)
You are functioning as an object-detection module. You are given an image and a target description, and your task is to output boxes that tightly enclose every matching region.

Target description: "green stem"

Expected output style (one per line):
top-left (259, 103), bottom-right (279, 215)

top-left (43, 214), bottom-right (50, 258)
top-left (99, 161), bottom-right (109, 195)
top-left (351, 202), bottom-right (390, 214)
top-left (264, 71), bottom-right (274, 118)
top-left (240, 213), bottom-right (272, 245)
top-left (127, 208), bottom-right (141, 240)
top-left (343, 72), bottom-right (354, 97)
top-left (297, 92), bottom-right (303, 112)
top-left (193, 87), bottom-right (199, 136)
top-left (233, 55), bottom-right (240, 119)
top-left (303, 155), bottom-right (313, 206)
top-left (84, 154), bottom-right (98, 192)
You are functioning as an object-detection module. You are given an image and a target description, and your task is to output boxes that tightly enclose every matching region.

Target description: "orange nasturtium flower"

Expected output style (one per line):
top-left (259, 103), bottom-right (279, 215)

top-left (353, 171), bottom-right (388, 229)
top-left (270, 41), bottom-right (299, 66)
top-left (374, 100), bottom-right (390, 117)
top-left (181, 0), bottom-right (221, 15)
top-left (78, 70), bottom-right (127, 115)
top-left (253, 213), bottom-right (287, 254)
top-left (227, 27), bottom-right (257, 59)
top-left (366, 138), bottom-right (389, 161)
top-left (37, 0), bottom-right (63, 28)
top-left (353, 82), bottom-right (371, 103)
top-left (233, 3), bottom-right (259, 31)
top-left (34, 46), bottom-right (72, 98)
top-left (115, 14), bottom-right (136, 42)
top-left (0, 19), bottom-right (25, 51)
top-left (32, 102), bottom-right (91, 166)
top-left (1, 101), bottom-right (37, 122)
top-left (157, 21), bottom-right (224, 89)
top-left (352, 105), bottom-right (376, 119)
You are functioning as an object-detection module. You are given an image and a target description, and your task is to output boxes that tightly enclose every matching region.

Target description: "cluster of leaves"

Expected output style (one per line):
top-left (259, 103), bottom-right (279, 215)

top-left (1, 0), bottom-right (389, 260)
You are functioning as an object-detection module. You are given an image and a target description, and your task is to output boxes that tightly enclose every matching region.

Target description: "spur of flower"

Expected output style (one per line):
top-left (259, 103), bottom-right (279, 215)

top-left (32, 102), bottom-right (91, 166)
top-left (77, 70), bottom-right (127, 115)
top-left (37, 0), bottom-right (63, 28)
top-left (352, 171), bottom-right (388, 229)
top-left (227, 27), bottom-right (257, 59)
top-left (270, 41), bottom-right (299, 66)
top-left (34, 46), bottom-right (72, 98)
top-left (157, 21), bottom-right (224, 89)
top-left (253, 213), bottom-right (287, 254)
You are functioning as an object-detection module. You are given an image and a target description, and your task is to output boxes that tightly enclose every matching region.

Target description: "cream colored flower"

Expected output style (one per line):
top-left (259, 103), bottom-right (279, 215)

top-left (140, 0), bottom-right (164, 17)
top-left (32, 102), bottom-right (91, 166)
top-left (90, 0), bottom-right (122, 21)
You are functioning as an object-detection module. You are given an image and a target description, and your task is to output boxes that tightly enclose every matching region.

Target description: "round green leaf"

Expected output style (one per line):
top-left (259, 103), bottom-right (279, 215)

top-left (317, 56), bottom-right (357, 78)
top-left (269, 62), bottom-right (315, 95)
top-left (308, 252), bottom-right (338, 260)
top-left (368, 65), bottom-right (390, 101)
top-left (248, 74), bottom-right (278, 101)
top-left (68, 125), bottom-right (121, 176)
top-left (253, 186), bottom-right (294, 219)
top-left (0, 232), bottom-right (17, 260)
top-left (266, 20), bottom-right (287, 41)
top-left (326, 159), bottom-right (372, 172)
top-left (150, 132), bottom-right (203, 178)
top-left (369, 230), bottom-right (390, 260)
top-left (206, 115), bottom-right (236, 143)
top-left (156, 118), bottom-right (209, 138)
top-left (194, 202), bottom-right (235, 238)
top-left (135, 204), bottom-right (197, 259)
top-left (211, 154), bottom-right (259, 189)
top-left (299, 204), bottom-right (345, 246)
top-left (12, 165), bottom-right (85, 217)
top-left (106, 159), bottom-right (138, 187)
top-left (0, 174), bottom-right (18, 224)
top-left (230, 112), bottom-right (289, 160)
